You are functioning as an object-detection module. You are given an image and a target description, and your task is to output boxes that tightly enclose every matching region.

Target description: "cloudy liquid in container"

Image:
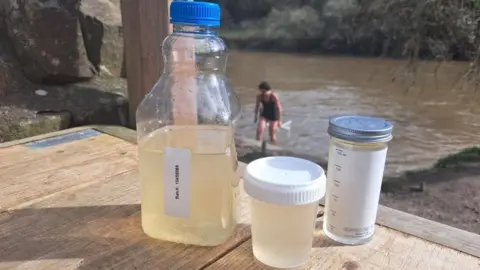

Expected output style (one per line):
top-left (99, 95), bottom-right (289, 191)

top-left (323, 115), bottom-right (393, 245)
top-left (251, 199), bottom-right (319, 268)
top-left (244, 156), bottom-right (325, 269)
top-left (138, 125), bottom-right (238, 246)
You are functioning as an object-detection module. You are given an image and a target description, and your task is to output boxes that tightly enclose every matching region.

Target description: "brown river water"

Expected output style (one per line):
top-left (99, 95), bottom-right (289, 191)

top-left (227, 51), bottom-right (480, 175)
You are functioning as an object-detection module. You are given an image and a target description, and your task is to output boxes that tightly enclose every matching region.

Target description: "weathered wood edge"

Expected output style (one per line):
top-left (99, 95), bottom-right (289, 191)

top-left (1, 126), bottom-right (479, 258)
top-left (93, 125), bottom-right (137, 143)
top-left (321, 200), bottom-right (480, 258)
top-left (376, 205), bottom-right (480, 258)
top-left (0, 125), bottom-right (137, 148)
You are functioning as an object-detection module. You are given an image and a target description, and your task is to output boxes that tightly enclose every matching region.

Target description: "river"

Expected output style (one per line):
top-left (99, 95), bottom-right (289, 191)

top-left (227, 51), bottom-right (480, 175)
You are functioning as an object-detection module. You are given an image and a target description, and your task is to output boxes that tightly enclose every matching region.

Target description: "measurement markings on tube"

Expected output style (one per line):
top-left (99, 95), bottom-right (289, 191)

top-left (334, 165), bottom-right (342, 172)
top-left (333, 179), bottom-right (340, 187)
top-left (335, 148), bottom-right (347, 156)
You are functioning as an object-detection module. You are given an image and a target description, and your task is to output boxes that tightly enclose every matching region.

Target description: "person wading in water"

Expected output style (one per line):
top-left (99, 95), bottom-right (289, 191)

top-left (254, 81), bottom-right (283, 144)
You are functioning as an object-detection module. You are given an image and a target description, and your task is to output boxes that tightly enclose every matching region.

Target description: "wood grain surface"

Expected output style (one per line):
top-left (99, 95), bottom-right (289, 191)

top-left (0, 128), bottom-right (249, 270)
top-left (1, 126), bottom-right (478, 269)
top-left (206, 213), bottom-right (480, 270)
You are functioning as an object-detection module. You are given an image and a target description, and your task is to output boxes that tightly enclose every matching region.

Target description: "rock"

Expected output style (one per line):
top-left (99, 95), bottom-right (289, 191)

top-left (54, 77), bottom-right (128, 126)
top-left (5, 0), bottom-right (96, 84)
top-left (0, 24), bottom-right (28, 97)
top-left (0, 108), bottom-right (71, 143)
top-left (0, 77), bottom-right (129, 142)
top-left (410, 182), bottom-right (426, 192)
top-left (3, 0), bottom-right (124, 82)
top-left (0, 53), bottom-right (12, 96)
top-left (0, 0), bottom-right (127, 142)
top-left (79, 0), bottom-right (124, 77)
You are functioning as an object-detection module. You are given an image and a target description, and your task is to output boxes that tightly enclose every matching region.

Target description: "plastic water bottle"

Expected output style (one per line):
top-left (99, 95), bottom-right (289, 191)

top-left (136, 1), bottom-right (241, 246)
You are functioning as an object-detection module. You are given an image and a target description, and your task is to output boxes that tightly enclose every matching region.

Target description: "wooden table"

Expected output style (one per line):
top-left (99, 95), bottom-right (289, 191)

top-left (1, 126), bottom-right (479, 269)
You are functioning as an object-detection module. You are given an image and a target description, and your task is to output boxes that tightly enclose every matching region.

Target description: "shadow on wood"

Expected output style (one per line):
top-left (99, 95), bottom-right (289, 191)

top-left (0, 204), bottom-right (251, 269)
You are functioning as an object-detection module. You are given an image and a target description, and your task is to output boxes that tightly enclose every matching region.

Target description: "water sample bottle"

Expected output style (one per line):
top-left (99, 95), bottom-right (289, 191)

top-left (244, 156), bottom-right (326, 268)
top-left (323, 115), bottom-right (393, 245)
top-left (136, 1), bottom-right (241, 246)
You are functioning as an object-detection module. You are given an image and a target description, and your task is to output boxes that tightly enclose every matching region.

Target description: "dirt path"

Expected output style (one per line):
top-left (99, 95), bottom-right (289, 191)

top-left (381, 166), bottom-right (480, 234)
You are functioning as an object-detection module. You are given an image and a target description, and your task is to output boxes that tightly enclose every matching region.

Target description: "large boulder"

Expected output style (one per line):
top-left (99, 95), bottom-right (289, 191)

top-left (3, 0), bottom-right (124, 84)
top-left (0, 53), bottom-right (25, 97)
top-left (5, 0), bottom-right (96, 84)
top-left (0, 108), bottom-right (71, 143)
top-left (79, 0), bottom-right (124, 77)
top-left (0, 0), bottom-right (128, 142)
top-left (0, 77), bottom-right (129, 142)
top-left (0, 16), bottom-right (28, 97)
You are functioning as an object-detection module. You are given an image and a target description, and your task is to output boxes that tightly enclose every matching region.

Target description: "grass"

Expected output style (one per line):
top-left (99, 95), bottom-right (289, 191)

top-left (433, 147), bottom-right (480, 169)
top-left (381, 146), bottom-right (480, 192)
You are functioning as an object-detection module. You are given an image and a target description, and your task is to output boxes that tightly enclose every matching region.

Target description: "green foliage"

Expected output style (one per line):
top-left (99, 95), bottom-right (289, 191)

top-left (218, 0), bottom-right (480, 60)
top-left (434, 147), bottom-right (480, 169)
top-left (355, 0), bottom-right (480, 60)
top-left (211, 0), bottom-right (328, 23)
top-left (265, 6), bottom-right (325, 39)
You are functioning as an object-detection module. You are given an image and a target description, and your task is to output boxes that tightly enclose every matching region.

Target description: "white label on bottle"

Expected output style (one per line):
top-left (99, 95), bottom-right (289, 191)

top-left (163, 147), bottom-right (191, 218)
top-left (325, 143), bottom-right (387, 238)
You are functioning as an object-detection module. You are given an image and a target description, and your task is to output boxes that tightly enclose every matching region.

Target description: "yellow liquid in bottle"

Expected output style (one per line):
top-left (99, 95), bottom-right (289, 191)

top-left (138, 125), bottom-right (238, 246)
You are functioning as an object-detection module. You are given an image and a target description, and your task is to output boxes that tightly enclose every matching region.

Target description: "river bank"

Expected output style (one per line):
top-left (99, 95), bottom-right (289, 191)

top-left (215, 0), bottom-right (479, 61)
top-left (235, 137), bottom-right (480, 234)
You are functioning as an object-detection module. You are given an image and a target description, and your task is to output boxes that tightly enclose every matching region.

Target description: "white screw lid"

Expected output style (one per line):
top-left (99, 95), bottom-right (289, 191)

top-left (244, 156), bottom-right (326, 206)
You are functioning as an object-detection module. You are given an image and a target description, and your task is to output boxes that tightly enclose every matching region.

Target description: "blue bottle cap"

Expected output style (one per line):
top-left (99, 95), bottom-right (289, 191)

top-left (328, 115), bottom-right (393, 143)
top-left (170, 1), bottom-right (220, 27)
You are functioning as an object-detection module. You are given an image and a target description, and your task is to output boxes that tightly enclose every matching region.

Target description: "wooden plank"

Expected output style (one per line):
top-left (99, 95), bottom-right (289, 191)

top-left (0, 132), bottom-right (137, 210)
top-left (0, 130), bottom-right (126, 170)
top-left (205, 191), bottom-right (480, 269)
top-left (205, 221), bottom-right (480, 270)
top-left (8, 126), bottom-right (479, 258)
top-left (0, 129), bottom-right (251, 269)
top-left (81, 183), bottom-right (250, 270)
top-left (313, 203), bottom-right (480, 259)
top-left (121, 0), bottom-right (171, 128)
top-left (0, 169), bottom-right (251, 270)
top-left (376, 205), bottom-right (480, 259)
top-left (2, 126), bottom-right (479, 268)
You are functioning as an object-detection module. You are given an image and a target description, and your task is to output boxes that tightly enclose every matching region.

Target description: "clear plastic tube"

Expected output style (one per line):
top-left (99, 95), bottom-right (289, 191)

top-left (323, 137), bottom-right (388, 245)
